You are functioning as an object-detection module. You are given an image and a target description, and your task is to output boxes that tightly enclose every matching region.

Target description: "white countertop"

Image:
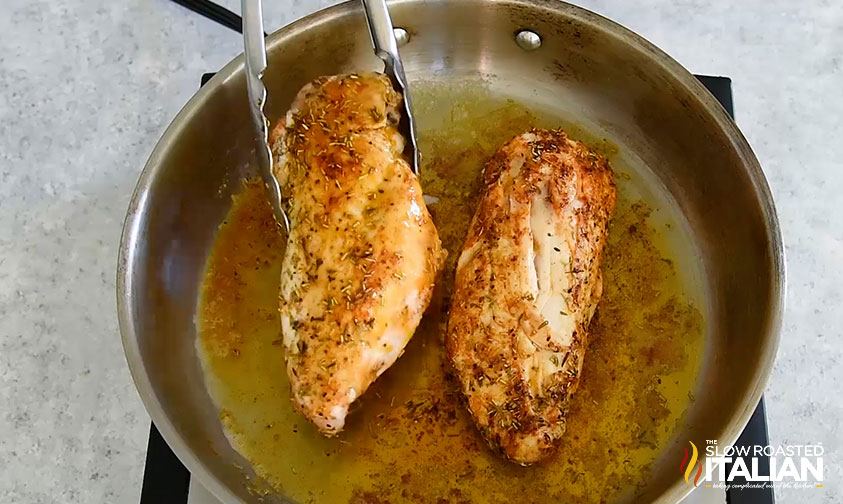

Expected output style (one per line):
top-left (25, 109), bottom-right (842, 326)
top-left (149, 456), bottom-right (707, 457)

top-left (0, 0), bottom-right (840, 502)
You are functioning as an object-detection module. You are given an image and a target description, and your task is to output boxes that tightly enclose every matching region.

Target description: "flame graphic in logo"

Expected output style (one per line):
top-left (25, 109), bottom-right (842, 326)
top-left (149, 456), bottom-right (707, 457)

top-left (679, 441), bottom-right (703, 487)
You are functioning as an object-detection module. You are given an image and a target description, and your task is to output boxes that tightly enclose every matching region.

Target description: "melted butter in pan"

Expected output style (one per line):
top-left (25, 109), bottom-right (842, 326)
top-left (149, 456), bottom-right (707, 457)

top-left (197, 81), bottom-right (705, 504)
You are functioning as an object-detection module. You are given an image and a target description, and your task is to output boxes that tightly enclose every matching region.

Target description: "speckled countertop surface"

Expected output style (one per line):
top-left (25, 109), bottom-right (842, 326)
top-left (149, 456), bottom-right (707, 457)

top-left (0, 0), bottom-right (840, 502)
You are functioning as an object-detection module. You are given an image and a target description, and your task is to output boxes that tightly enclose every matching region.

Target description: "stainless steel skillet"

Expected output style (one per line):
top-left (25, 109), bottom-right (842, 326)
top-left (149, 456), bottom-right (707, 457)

top-left (118, 0), bottom-right (784, 502)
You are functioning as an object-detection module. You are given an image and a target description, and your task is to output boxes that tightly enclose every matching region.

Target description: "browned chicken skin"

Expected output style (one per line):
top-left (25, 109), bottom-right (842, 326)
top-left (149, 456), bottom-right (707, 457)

top-left (446, 129), bottom-right (615, 464)
top-left (270, 73), bottom-right (445, 436)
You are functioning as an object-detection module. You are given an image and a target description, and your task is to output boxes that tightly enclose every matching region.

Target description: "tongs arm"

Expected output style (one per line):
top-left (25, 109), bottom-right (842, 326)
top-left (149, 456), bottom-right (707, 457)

top-left (242, 0), bottom-right (289, 232)
top-left (361, 0), bottom-right (421, 175)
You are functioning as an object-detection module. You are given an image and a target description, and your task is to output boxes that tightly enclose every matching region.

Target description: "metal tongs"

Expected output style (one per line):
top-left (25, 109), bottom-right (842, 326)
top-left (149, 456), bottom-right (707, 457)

top-left (241, 0), bottom-right (420, 233)
top-left (242, 0), bottom-right (288, 232)
top-left (361, 0), bottom-right (421, 176)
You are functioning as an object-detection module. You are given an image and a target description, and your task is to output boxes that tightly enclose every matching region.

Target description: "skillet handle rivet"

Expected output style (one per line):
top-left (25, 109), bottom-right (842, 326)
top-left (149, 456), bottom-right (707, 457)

top-left (515, 29), bottom-right (542, 51)
top-left (393, 27), bottom-right (410, 47)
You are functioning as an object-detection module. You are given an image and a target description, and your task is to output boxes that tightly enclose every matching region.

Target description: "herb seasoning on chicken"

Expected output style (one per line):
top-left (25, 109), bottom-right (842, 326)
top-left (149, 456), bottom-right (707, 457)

top-left (270, 73), bottom-right (445, 436)
top-left (446, 128), bottom-right (615, 464)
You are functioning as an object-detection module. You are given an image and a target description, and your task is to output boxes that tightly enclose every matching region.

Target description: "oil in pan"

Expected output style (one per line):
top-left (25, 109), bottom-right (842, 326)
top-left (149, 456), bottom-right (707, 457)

top-left (195, 78), bottom-right (706, 504)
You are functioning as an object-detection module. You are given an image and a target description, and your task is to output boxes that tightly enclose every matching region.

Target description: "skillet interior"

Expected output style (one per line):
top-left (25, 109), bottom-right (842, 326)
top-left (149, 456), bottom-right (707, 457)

top-left (118, 1), bottom-right (783, 502)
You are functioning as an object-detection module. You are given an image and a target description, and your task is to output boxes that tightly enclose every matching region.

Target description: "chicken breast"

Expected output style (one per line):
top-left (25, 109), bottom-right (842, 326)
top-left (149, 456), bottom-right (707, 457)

top-left (446, 128), bottom-right (615, 464)
top-left (270, 73), bottom-right (445, 436)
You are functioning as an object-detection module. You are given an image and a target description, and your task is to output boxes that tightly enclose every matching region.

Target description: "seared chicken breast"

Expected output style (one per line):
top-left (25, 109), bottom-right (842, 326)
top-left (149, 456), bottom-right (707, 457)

top-left (270, 73), bottom-right (445, 436)
top-left (446, 129), bottom-right (615, 464)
